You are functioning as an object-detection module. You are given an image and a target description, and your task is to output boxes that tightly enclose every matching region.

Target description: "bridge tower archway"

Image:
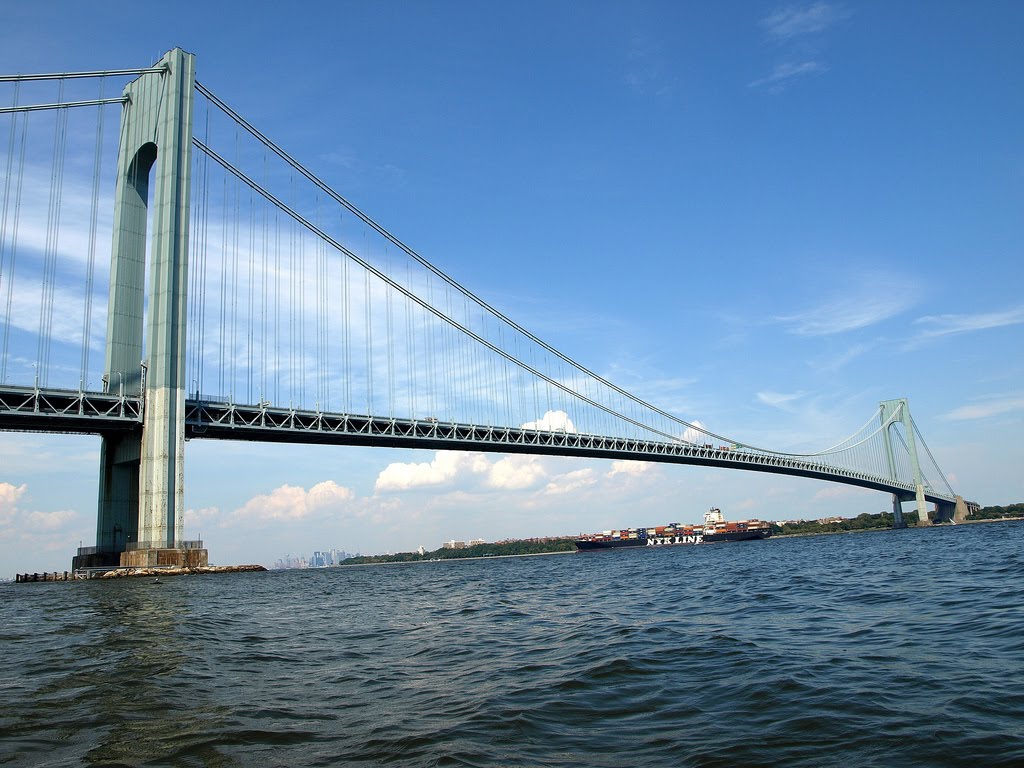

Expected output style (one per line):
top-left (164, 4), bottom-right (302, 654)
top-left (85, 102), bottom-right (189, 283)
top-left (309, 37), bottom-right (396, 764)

top-left (93, 48), bottom-right (195, 564)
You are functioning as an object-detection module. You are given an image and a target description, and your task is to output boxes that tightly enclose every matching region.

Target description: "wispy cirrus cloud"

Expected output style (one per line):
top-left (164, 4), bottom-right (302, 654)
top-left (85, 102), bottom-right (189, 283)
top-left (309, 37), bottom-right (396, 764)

top-left (810, 342), bottom-right (870, 373)
top-left (748, 61), bottom-right (825, 90)
top-left (621, 31), bottom-right (675, 96)
top-left (761, 2), bottom-right (851, 40)
top-left (777, 290), bottom-right (916, 336)
top-left (913, 306), bottom-right (1024, 339)
top-left (752, 2), bottom-right (850, 92)
top-left (939, 395), bottom-right (1024, 422)
top-left (757, 391), bottom-right (806, 409)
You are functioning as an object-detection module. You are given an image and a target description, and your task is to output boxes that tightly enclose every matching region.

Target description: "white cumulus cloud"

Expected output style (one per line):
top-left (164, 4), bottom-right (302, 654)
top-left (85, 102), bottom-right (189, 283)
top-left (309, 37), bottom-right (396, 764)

top-left (520, 410), bottom-right (576, 433)
top-left (0, 482), bottom-right (80, 539)
top-left (232, 481), bottom-right (355, 523)
top-left (25, 509), bottom-right (78, 531)
top-left (0, 483), bottom-right (28, 526)
top-left (488, 455), bottom-right (548, 490)
top-left (607, 460), bottom-right (652, 478)
top-left (544, 468), bottom-right (595, 495)
top-left (375, 451), bottom-right (490, 492)
top-left (376, 451), bottom-right (548, 493)
top-left (681, 421), bottom-right (708, 444)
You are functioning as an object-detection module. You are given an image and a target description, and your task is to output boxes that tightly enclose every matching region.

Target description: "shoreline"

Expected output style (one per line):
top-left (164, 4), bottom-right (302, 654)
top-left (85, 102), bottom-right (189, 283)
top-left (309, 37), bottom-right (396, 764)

top-left (336, 549), bottom-right (577, 569)
top-left (773, 515), bottom-right (1024, 539)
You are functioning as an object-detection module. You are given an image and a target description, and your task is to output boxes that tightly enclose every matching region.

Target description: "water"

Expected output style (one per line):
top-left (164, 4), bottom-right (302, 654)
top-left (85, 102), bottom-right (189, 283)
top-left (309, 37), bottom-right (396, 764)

top-left (3, 522), bottom-right (1023, 767)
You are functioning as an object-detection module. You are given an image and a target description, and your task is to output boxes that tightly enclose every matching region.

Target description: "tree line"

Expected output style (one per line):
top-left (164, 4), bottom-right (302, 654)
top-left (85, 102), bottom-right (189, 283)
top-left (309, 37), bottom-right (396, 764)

top-left (774, 503), bottom-right (1023, 536)
top-left (340, 538), bottom-right (576, 565)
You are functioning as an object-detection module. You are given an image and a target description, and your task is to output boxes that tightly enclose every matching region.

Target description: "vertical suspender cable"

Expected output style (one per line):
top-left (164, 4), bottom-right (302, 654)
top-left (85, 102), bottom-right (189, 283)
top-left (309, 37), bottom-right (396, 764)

top-left (218, 164), bottom-right (229, 397)
top-left (298, 195), bottom-right (305, 408)
top-left (364, 250), bottom-right (373, 415)
top-left (341, 212), bottom-right (350, 413)
top-left (287, 178), bottom-right (294, 405)
top-left (195, 104), bottom-right (213, 398)
top-left (260, 151), bottom-right (269, 403)
top-left (38, 79), bottom-right (69, 386)
top-left (247, 185), bottom-right (255, 404)
top-left (385, 246), bottom-right (394, 418)
top-left (187, 105), bottom-right (201, 392)
top-left (81, 80), bottom-right (106, 388)
top-left (426, 275), bottom-right (435, 417)
top-left (314, 195), bottom-right (323, 408)
top-left (0, 84), bottom-right (22, 383)
top-left (403, 260), bottom-right (411, 417)
top-left (273, 209), bottom-right (280, 403)
top-left (230, 125), bottom-right (240, 401)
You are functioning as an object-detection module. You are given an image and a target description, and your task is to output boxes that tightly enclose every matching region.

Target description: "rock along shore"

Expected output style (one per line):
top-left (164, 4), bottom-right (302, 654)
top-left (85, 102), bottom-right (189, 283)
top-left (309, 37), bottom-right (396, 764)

top-left (99, 564), bottom-right (267, 579)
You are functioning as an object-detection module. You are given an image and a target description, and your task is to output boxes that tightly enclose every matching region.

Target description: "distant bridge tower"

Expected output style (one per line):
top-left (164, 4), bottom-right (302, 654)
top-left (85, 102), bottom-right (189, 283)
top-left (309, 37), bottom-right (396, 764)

top-left (91, 48), bottom-right (197, 567)
top-left (880, 398), bottom-right (931, 528)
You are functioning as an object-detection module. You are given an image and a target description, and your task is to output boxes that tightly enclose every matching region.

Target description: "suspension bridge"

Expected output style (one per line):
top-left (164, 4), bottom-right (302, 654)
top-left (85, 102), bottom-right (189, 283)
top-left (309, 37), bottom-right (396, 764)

top-left (0, 49), bottom-right (965, 569)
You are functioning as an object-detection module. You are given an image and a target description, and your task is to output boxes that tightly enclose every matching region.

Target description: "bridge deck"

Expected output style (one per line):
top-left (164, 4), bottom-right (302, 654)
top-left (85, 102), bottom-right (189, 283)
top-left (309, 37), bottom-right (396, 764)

top-left (0, 386), bottom-right (955, 505)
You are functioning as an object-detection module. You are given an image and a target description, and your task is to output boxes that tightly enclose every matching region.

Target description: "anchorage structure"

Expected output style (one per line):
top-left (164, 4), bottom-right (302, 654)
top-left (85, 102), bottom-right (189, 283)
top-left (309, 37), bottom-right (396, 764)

top-left (0, 49), bottom-right (967, 571)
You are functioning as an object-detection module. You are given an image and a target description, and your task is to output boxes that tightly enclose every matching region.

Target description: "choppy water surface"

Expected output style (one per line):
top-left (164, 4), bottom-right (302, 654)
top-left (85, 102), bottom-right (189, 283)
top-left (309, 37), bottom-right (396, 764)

top-left (3, 521), bottom-right (1023, 767)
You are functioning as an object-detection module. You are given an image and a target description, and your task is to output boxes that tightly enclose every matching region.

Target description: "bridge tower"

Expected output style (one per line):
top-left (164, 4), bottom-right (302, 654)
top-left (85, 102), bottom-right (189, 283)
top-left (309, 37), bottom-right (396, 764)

top-left (880, 398), bottom-right (930, 528)
top-left (82, 48), bottom-right (200, 568)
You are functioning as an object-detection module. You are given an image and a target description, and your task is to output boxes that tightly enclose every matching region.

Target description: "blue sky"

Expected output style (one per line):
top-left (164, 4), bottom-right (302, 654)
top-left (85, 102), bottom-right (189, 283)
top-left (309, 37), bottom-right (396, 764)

top-left (0, 2), bottom-right (1022, 575)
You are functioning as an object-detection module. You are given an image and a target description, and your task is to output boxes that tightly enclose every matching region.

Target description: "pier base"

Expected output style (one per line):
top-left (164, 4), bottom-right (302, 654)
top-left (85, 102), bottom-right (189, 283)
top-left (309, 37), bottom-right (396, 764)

top-left (120, 547), bottom-right (208, 568)
top-left (954, 496), bottom-right (969, 522)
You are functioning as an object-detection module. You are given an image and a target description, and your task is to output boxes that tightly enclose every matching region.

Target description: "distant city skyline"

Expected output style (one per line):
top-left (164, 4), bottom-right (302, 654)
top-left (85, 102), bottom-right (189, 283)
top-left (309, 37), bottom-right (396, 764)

top-left (1, 2), bottom-right (1022, 576)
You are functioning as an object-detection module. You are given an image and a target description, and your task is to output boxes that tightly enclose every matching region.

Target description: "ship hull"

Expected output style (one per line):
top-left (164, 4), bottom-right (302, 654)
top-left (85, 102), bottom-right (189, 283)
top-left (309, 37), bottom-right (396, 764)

top-left (575, 529), bottom-right (770, 551)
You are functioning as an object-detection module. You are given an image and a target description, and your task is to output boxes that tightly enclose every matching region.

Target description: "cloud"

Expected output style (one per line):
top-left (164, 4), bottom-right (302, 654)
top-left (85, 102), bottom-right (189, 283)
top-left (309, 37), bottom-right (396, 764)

top-left (544, 468), bottom-right (595, 495)
top-left (184, 506), bottom-right (221, 528)
top-left (811, 343), bottom-right (869, 373)
top-left (939, 396), bottom-right (1024, 422)
top-left (231, 480), bottom-right (355, 523)
top-left (812, 484), bottom-right (872, 502)
top-left (607, 460), bottom-right (652, 478)
top-left (0, 483), bottom-right (28, 526)
top-left (622, 31), bottom-right (674, 96)
top-left (0, 482), bottom-right (80, 541)
top-left (777, 286), bottom-right (917, 335)
top-left (752, 3), bottom-right (849, 92)
top-left (375, 451), bottom-right (490, 492)
top-left (680, 421), bottom-right (709, 444)
top-left (25, 508), bottom-right (78, 531)
top-left (521, 410), bottom-right (576, 433)
top-left (760, 3), bottom-right (850, 40)
top-left (748, 60), bottom-right (825, 90)
top-left (375, 450), bottom-right (548, 493)
top-left (914, 306), bottom-right (1024, 339)
top-left (757, 391), bottom-right (806, 409)
top-left (487, 455), bottom-right (547, 490)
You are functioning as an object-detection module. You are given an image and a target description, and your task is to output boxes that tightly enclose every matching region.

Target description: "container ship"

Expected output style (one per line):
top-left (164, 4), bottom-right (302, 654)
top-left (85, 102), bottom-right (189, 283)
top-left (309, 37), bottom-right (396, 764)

top-left (575, 508), bottom-right (772, 551)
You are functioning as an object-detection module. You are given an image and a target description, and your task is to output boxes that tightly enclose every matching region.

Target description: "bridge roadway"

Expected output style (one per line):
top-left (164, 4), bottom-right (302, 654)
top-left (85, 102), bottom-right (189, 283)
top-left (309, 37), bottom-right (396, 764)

top-left (0, 384), bottom-right (956, 505)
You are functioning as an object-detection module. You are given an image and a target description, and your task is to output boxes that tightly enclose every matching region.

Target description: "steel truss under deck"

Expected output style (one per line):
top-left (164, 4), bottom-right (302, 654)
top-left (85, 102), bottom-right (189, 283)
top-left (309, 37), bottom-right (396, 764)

top-left (0, 385), bottom-right (143, 433)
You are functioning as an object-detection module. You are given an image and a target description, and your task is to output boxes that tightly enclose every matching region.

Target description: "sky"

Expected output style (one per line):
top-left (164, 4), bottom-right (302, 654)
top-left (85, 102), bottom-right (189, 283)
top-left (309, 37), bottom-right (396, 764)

top-left (0, 1), bottom-right (1022, 576)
